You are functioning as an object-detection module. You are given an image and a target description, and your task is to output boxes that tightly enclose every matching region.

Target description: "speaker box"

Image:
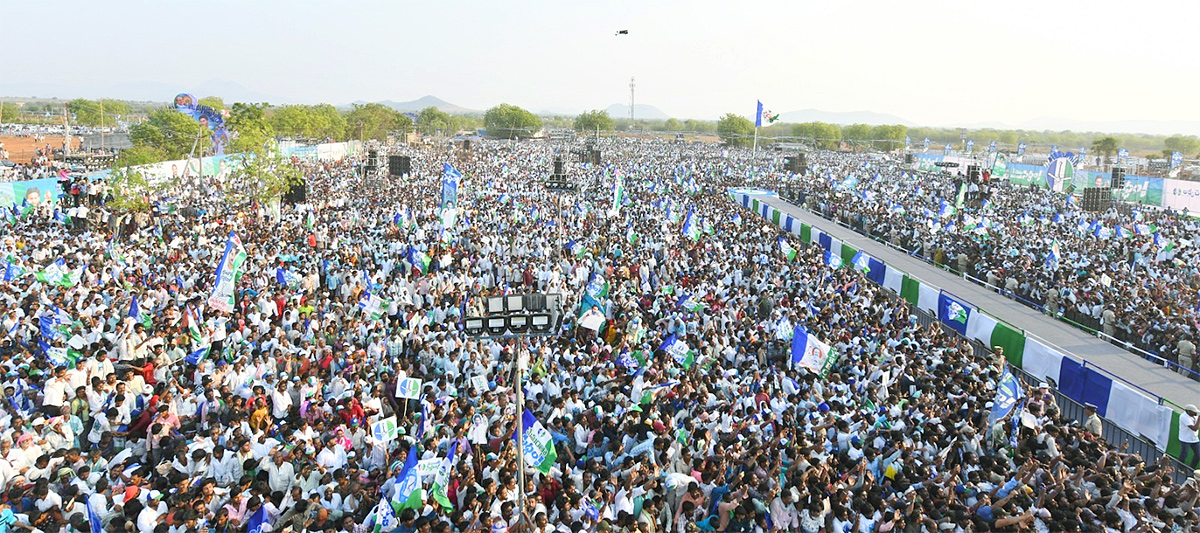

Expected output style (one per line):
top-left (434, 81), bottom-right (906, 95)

top-left (967, 165), bottom-right (981, 183)
top-left (463, 140), bottom-right (472, 151)
top-left (553, 157), bottom-right (564, 175)
top-left (905, 153), bottom-right (914, 164)
top-left (590, 150), bottom-right (602, 165)
top-left (1111, 167), bottom-right (1125, 189)
top-left (387, 156), bottom-right (411, 176)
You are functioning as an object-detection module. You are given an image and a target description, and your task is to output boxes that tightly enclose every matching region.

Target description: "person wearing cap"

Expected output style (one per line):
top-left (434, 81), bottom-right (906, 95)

top-left (1082, 404), bottom-right (1102, 436)
top-left (1181, 404), bottom-right (1200, 468)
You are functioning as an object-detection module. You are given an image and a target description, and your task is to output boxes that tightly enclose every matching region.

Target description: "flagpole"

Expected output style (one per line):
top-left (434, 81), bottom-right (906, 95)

top-left (515, 341), bottom-right (527, 530)
top-left (753, 127), bottom-right (759, 152)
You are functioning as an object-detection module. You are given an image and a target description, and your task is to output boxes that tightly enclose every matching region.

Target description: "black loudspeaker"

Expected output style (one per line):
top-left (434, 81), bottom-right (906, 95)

top-left (905, 153), bottom-right (914, 164)
top-left (590, 150), bottom-right (602, 165)
top-left (553, 157), bottom-right (564, 175)
top-left (284, 181), bottom-right (307, 205)
top-left (1081, 187), bottom-right (1112, 212)
top-left (1111, 166), bottom-right (1125, 189)
top-left (388, 156), bottom-right (411, 176)
top-left (784, 153), bottom-right (808, 175)
top-left (462, 140), bottom-right (472, 151)
top-left (967, 165), bottom-right (981, 183)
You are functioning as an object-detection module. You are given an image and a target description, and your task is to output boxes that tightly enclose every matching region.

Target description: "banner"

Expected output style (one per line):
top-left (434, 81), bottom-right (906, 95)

top-left (1114, 175), bottom-right (1165, 207)
top-left (1161, 179), bottom-right (1200, 213)
top-left (0, 179), bottom-right (64, 209)
top-left (515, 409), bottom-right (558, 474)
top-left (207, 233), bottom-right (247, 314)
top-left (913, 154), bottom-right (942, 172)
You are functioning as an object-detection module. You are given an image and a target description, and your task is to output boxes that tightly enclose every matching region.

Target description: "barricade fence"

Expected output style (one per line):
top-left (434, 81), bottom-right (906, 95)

top-left (729, 189), bottom-right (1199, 469)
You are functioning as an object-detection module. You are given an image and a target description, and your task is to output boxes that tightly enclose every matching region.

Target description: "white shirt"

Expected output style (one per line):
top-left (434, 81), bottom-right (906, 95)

top-left (1181, 412), bottom-right (1199, 443)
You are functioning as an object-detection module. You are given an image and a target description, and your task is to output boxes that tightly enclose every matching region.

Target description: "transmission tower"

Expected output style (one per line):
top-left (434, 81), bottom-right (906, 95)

top-left (629, 77), bottom-right (636, 123)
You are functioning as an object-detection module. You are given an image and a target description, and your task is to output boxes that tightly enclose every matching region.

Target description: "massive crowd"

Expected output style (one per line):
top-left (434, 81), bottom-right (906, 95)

top-left (789, 154), bottom-right (1200, 380)
top-left (0, 139), bottom-right (1195, 533)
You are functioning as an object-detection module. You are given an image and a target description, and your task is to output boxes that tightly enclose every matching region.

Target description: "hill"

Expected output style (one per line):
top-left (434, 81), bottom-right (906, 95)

top-left (605, 103), bottom-right (670, 120)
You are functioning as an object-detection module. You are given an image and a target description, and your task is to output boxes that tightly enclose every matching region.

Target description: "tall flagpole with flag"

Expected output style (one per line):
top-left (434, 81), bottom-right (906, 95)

top-left (754, 101), bottom-right (762, 152)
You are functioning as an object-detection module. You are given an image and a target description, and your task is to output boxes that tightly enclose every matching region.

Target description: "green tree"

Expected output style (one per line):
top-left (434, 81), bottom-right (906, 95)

top-left (270, 104), bottom-right (346, 140)
top-left (98, 100), bottom-right (130, 126)
top-left (224, 148), bottom-right (304, 205)
top-left (842, 124), bottom-right (872, 150)
top-left (573, 110), bottom-right (615, 133)
top-left (198, 96), bottom-right (226, 111)
top-left (226, 103), bottom-right (275, 154)
top-left (417, 106), bottom-right (452, 136)
top-left (67, 99), bottom-right (102, 126)
top-left (1164, 135), bottom-right (1200, 158)
top-left (870, 124), bottom-right (908, 151)
top-left (793, 122), bottom-right (842, 149)
top-left (683, 119), bottom-right (715, 134)
top-left (129, 108), bottom-right (203, 159)
top-left (484, 104), bottom-right (542, 139)
top-left (1091, 136), bottom-right (1119, 163)
top-left (0, 102), bottom-right (20, 123)
top-left (663, 118), bottom-right (682, 131)
top-left (344, 103), bottom-right (407, 141)
top-left (716, 113), bottom-right (754, 147)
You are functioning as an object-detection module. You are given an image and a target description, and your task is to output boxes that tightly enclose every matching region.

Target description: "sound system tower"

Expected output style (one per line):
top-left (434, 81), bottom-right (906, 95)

top-left (365, 150), bottom-right (378, 174)
top-left (590, 149), bottom-right (602, 165)
top-left (546, 156), bottom-right (574, 192)
top-left (462, 140), bottom-right (472, 151)
top-left (967, 164), bottom-right (981, 183)
top-left (784, 153), bottom-right (808, 175)
top-left (1082, 187), bottom-right (1113, 212)
top-left (1111, 166), bottom-right (1125, 190)
top-left (905, 153), bottom-right (914, 165)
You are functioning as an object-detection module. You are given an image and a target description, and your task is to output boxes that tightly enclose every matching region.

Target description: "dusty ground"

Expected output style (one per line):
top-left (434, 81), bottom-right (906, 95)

top-left (0, 135), bottom-right (83, 164)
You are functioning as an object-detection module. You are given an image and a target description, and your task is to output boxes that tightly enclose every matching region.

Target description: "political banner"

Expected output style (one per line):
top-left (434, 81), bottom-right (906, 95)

top-left (207, 233), bottom-right (247, 314)
top-left (396, 377), bottom-right (423, 399)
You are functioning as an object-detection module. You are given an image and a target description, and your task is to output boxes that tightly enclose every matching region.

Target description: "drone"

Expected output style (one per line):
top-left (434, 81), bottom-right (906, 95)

top-left (615, 30), bottom-right (628, 35)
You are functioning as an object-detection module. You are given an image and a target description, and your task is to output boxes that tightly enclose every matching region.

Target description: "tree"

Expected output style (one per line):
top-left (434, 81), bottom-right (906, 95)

top-left (226, 103), bottom-right (275, 154)
top-left (224, 148), bottom-right (305, 205)
top-left (1091, 136), bottom-right (1119, 163)
top-left (842, 124), bottom-right (872, 150)
top-left (417, 107), bottom-right (452, 136)
top-left (270, 104), bottom-right (346, 140)
top-left (573, 110), bottom-right (615, 133)
top-left (793, 122), bottom-right (842, 150)
top-left (66, 99), bottom-right (102, 126)
top-left (484, 104), bottom-right (542, 139)
top-left (0, 103), bottom-right (20, 123)
top-left (198, 96), bottom-right (226, 111)
top-left (716, 113), bottom-right (754, 147)
top-left (129, 108), bottom-right (203, 159)
top-left (344, 103), bottom-right (407, 141)
top-left (871, 124), bottom-right (908, 151)
top-left (683, 119), bottom-right (716, 134)
top-left (1164, 135), bottom-right (1200, 158)
top-left (98, 100), bottom-right (129, 126)
top-left (105, 167), bottom-right (158, 212)
top-left (663, 118), bottom-right (682, 131)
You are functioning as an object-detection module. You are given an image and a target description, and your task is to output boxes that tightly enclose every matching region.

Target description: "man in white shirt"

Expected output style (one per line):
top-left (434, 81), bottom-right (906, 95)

top-left (1180, 404), bottom-right (1200, 468)
top-left (260, 450), bottom-right (296, 495)
top-left (41, 366), bottom-right (70, 415)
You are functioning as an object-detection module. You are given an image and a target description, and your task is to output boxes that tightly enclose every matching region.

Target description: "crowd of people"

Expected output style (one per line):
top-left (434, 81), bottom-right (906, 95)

top-left (789, 154), bottom-right (1200, 380)
top-left (0, 139), bottom-right (1196, 533)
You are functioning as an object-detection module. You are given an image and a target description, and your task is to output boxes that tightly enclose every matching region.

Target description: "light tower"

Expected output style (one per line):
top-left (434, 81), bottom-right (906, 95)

top-left (629, 77), bottom-right (635, 123)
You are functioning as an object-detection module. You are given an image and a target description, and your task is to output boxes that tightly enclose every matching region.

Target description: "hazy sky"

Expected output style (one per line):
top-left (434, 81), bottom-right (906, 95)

top-left (4, 0), bottom-right (1198, 127)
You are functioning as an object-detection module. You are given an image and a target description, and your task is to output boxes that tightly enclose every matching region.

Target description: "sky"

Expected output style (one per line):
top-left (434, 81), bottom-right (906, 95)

top-left (3, 0), bottom-right (1199, 130)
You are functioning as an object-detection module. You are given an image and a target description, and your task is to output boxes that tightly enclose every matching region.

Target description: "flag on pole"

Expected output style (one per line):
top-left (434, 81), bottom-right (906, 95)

top-left (207, 233), bottom-right (247, 314)
top-left (658, 334), bottom-right (695, 369)
top-left (396, 377), bottom-right (423, 399)
top-left (359, 292), bottom-right (387, 320)
top-left (675, 293), bottom-right (705, 312)
top-left (407, 247), bottom-right (432, 275)
top-left (372, 416), bottom-right (399, 443)
top-left (682, 206), bottom-right (699, 241)
top-left (392, 445), bottom-right (424, 511)
top-left (790, 324), bottom-right (840, 377)
top-left (275, 266), bottom-right (301, 290)
top-left (823, 249), bottom-right (843, 269)
top-left (611, 175), bottom-right (625, 214)
top-left (371, 496), bottom-right (398, 533)
top-left (4, 262), bottom-right (24, 282)
top-left (851, 251), bottom-right (871, 273)
top-left (779, 237), bottom-right (797, 261)
top-left (988, 366), bottom-right (1024, 428)
top-left (431, 441), bottom-right (458, 511)
top-left (755, 101), bottom-right (778, 127)
top-left (514, 409), bottom-right (558, 475)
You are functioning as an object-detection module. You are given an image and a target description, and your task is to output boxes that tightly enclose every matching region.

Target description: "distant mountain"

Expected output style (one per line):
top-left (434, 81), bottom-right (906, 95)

top-left (359, 95), bottom-right (477, 114)
top-left (0, 78), bottom-right (289, 105)
top-left (605, 103), bottom-right (670, 120)
top-left (1017, 116), bottom-right (1200, 137)
top-left (775, 108), bottom-right (916, 127)
top-left (538, 107), bottom-right (582, 117)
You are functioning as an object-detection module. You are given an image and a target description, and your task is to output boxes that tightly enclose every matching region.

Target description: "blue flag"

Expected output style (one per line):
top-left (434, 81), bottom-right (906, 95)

top-left (246, 505), bottom-right (268, 533)
top-left (937, 292), bottom-right (972, 335)
top-left (128, 295), bottom-right (140, 319)
top-left (988, 367), bottom-right (1024, 428)
top-left (87, 498), bottom-right (103, 533)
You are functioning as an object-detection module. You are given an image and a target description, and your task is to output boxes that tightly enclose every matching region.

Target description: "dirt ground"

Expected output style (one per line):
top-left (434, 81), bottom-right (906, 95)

top-left (0, 135), bottom-right (83, 164)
